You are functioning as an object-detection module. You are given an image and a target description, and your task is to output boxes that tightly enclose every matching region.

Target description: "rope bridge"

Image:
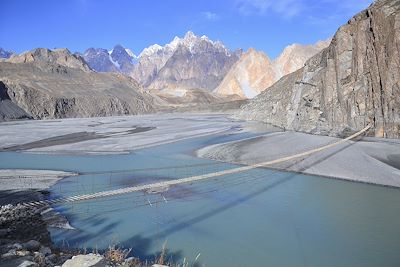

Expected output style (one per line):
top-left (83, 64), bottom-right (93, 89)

top-left (21, 124), bottom-right (372, 208)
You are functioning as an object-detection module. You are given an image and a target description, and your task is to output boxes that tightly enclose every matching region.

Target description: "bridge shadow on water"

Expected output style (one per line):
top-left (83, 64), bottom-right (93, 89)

top-left (15, 135), bottom-right (363, 265)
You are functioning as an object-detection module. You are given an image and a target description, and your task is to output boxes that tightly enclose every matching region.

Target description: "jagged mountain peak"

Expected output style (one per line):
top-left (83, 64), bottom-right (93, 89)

top-left (110, 44), bottom-right (137, 58)
top-left (273, 39), bottom-right (330, 77)
top-left (138, 31), bottom-right (230, 58)
top-left (132, 31), bottom-right (239, 87)
top-left (83, 44), bottom-right (136, 73)
top-left (0, 48), bottom-right (14, 59)
top-left (214, 40), bottom-right (328, 99)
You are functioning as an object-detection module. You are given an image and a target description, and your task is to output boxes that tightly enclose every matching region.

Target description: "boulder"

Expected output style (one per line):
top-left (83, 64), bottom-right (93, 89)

top-left (23, 240), bottom-right (41, 251)
top-left (62, 253), bottom-right (107, 267)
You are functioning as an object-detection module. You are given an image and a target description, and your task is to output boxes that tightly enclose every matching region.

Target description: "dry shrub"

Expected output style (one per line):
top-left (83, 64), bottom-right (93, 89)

top-left (104, 245), bottom-right (132, 264)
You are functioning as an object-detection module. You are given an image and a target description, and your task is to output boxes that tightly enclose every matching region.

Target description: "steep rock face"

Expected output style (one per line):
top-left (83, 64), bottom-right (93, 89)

top-left (213, 48), bottom-right (277, 98)
top-left (131, 44), bottom-right (178, 86)
top-left (132, 31), bottom-right (242, 91)
top-left (82, 45), bottom-right (137, 74)
top-left (237, 0), bottom-right (400, 138)
top-left (110, 44), bottom-right (137, 73)
top-left (214, 41), bottom-right (329, 99)
top-left (82, 48), bottom-right (119, 72)
top-left (0, 49), bottom-right (154, 120)
top-left (0, 81), bottom-right (32, 121)
top-left (8, 48), bottom-right (91, 72)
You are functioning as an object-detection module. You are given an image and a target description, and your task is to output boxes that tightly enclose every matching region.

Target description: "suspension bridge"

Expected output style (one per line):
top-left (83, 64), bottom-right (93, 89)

top-left (20, 124), bottom-right (372, 209)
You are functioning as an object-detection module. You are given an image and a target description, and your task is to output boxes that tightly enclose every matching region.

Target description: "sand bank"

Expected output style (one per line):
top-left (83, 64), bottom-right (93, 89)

top-left (197, 131), bottom-right (400, 187)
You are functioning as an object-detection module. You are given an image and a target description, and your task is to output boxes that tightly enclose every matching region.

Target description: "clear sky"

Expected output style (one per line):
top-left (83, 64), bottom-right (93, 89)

top-left (0, 0), bottom-right (374, 58)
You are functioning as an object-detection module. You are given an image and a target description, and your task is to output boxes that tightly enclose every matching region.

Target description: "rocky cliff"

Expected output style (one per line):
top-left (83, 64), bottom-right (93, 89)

top-left (0, 48), bottom-right (154, 121)
top-left (237, 0), bottom-right (400, 138)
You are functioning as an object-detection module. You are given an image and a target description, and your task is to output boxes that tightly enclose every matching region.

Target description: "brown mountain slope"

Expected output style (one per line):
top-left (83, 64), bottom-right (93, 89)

top-left (0, 49), bottom-right (154, 120)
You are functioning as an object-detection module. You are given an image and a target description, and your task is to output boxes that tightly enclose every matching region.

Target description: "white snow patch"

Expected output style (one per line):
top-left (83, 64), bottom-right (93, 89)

top-left (109, 54), bottom-right (120, 69)
top-left (125, 48), bottom-right (137, 58)
top-left (138, 31), bottom-right (230, 58)
top-left (139, 44), bottom-right (163, 58)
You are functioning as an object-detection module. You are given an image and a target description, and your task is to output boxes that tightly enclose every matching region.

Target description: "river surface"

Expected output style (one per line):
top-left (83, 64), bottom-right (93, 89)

top-left (1, 131), bottom-right (400, 266)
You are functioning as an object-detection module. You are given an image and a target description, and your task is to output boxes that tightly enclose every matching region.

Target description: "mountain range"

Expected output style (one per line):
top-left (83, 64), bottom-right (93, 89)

top-left (75, 31), bottom-right (328, 99)
top-left (214, 40), bottom-right (330, 99)
top-left (81, 45), bottom-right (137, 73)
top-left (1, 32), bottom-right (327, 101)
top-left (1, 0), bottom-right (398, 138)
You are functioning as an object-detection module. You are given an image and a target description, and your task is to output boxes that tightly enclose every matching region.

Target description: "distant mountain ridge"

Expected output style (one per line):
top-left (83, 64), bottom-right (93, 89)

top-left (0, 48), bottom-right (14, 59)
top-left (8, 48), bottom-right (91, 72)
top-left (2, 32), bottom-right (331, 108)
top-left (142, 31), bottom-right (242, 92)
top-left (76, 32), bottom-right (328, 98)
top-left (214, 40), bottom-right (330, 99)
top-left (81, 44), bottom-right (137, 73)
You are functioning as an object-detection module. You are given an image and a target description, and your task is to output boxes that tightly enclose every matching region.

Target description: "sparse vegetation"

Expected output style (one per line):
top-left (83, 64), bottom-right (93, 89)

top-left (105, 245), bottom-right (132, 265)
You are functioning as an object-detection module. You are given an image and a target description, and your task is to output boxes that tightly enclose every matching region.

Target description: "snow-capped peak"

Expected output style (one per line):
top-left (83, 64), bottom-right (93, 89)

top-left (139, 44), bottom-right (163, 58)
top-left (183, 31), bottom-right (196, 41)
top-left (138, 31), bottom-right (230, 58)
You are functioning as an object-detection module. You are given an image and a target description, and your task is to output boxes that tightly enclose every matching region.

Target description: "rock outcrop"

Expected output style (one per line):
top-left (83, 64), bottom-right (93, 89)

top-left (0, 81), bottom-right (32, 121)
top-left (214, 41), bottom-right (329, 99)
top-left (0, 204), bottom-right (51, 245)
top-left (237, 0), bottom-right (400, 138)
top-left (62, 254), bottom-right (107, 267)
top-left (0, 48), bottom-right (154, 121)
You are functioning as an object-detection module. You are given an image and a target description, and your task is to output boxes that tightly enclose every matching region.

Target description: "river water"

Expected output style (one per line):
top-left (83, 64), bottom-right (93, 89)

top-left (1, 132), bottom-right (400, 266)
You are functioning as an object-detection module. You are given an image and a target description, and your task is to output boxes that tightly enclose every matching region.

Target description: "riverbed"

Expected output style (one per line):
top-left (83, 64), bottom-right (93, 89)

top-left (1, 114), bottom-right (400, 266)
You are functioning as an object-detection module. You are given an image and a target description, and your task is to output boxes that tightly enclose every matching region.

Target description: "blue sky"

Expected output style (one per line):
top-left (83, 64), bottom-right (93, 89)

top-left (1, 0), bottom-right (373, 58)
